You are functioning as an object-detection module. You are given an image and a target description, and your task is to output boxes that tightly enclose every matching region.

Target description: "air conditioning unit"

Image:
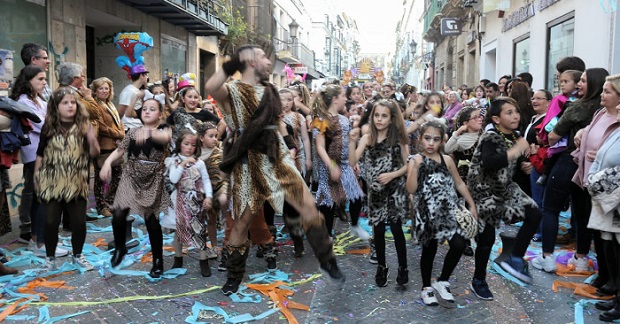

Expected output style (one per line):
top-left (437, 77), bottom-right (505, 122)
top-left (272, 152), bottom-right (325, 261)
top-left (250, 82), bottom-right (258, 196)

top-left (479, 16), bottom-right (486, 34)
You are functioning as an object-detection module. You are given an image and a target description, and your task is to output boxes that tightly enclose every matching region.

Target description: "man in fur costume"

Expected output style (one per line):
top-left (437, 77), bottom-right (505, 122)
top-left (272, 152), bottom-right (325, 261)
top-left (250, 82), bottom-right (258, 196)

top-left (205, 45), bottom-right (345, 295)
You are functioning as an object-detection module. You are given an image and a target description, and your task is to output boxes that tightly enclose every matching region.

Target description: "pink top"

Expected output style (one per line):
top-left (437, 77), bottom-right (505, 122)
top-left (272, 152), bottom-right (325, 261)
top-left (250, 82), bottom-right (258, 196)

top-left (581, 112), bottom-right (618, 186)
top-left (539, 93), bottom-right (568, 143)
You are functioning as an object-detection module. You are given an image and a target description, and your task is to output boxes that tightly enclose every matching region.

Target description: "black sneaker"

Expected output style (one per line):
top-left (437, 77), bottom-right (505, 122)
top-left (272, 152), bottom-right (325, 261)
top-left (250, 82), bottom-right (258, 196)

top-left (222, 277), bottom-right (242, 295)
top-left (470, 278), bottom-right (494, 300)
top-left (369, 239), bottom-right (378, 264)
top-left (500, 256), bottom-right (533, 284)
top-left (18, 232), bottom-right (32, 244)
top-left (396, 266), bottom-right (408, 285)
top-left (463, 245), bottom-right (474, 257)
top-left (319, 258), bottom-right (346, 283)
top-left (375, 265), bottom-right (389, 287)
top-left (266, 257), bottom-right (277, 271)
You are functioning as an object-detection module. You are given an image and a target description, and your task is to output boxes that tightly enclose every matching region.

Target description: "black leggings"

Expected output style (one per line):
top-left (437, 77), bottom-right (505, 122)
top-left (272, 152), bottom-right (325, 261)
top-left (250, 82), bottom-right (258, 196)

top-left (374, 220), bottom-right (407, 268)
top-left (43, 198), bottom-right (87, 257)
top-left (420, 233), bottom-right (466, 287)
top-left (113, 208), bottom-right (163, 260)
top-left (319, 198), bottom-right (363, 235)
top-left (474, 206), bottom-right (542, 280)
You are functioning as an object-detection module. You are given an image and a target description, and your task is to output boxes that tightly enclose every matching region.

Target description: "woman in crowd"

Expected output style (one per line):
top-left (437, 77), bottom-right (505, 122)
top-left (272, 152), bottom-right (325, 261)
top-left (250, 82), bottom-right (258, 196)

top-left (443, 91), bottom-right (463, 131)
top-left (526, 90), bottom-right (552, 241)
top-left (531, 68), bottom-right (609, 275)
top-left (498, 75), bottom-right (511, 95)
top-left (11, 65), bottom-right (69, 258)
top-left (586, 82), bottom-right (620, 321)
top-left (91, 77), bottom-right (124, 218)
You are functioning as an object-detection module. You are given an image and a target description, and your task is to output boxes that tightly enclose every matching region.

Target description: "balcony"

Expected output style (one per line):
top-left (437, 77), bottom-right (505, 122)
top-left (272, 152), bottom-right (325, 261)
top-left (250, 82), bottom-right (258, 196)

top-left (423, 0), bottom-right (443, 35)
top-left (118, 0), bottom-right (228, 36)
top-left (273, 38), bottom-right (316, 70)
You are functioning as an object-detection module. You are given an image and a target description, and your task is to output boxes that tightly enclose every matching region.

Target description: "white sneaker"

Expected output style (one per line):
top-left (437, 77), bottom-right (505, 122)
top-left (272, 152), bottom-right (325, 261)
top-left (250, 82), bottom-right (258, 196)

top-left (421, 287), bottom-right (439, 306)
top-left (72, 254), bottom-right (94, 271)
top-left (29, 241), bottom-right (69, 258)
top-left (431, 280), bottom-right (455, 302)
top-left (42, 257), bottom-right (57, 272)
top-left (568, 255), bottom-right (589, 272)
top-left (350, 225), bottom-right (371, 240)
top-left (530, 253), bottom-right (557, 273)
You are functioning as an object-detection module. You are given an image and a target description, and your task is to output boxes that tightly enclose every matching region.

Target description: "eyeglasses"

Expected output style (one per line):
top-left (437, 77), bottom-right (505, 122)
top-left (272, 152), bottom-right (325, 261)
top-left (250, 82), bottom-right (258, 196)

top-left (36, 56), bottom-right (49, 60)
top-left (531, 97), bottom-right (548, 101)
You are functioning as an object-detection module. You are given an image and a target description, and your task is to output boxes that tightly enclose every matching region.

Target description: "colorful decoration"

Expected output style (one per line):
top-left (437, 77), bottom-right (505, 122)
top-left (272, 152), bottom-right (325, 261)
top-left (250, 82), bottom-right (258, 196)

top-left (177, 73), bottom-right (196, 91)
top-left (114, 32), bottom-right (154, 78)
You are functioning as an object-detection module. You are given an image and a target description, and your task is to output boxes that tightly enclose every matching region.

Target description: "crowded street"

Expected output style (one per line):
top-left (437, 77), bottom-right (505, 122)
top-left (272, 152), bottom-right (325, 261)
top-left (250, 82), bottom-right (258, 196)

top-left (1, 0), bottom-right (620, 323)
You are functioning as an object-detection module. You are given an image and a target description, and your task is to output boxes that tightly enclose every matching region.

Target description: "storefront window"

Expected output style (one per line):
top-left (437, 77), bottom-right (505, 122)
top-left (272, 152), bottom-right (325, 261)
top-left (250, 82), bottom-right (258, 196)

top-left (0, 0), bottom-right (47, 78)
top-left (546, 15), bottom-right (575, 93)
top-left (513, 36), bottom-right (529, 76)
top-left (161, 37), bottom-right (186, 82)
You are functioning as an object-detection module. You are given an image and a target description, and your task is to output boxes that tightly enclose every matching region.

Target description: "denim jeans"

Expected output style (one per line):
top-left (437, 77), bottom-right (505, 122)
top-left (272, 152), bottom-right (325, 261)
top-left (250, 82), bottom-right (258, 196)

top-left (541, 153), bottom-right (578, 254)
top-left (530, 169), bottom-right (544, 237)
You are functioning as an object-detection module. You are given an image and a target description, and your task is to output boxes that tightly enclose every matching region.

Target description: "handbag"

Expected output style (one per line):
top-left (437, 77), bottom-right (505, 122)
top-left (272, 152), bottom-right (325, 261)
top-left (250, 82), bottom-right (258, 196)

top-left (455, 204), bottom-right (478, 239)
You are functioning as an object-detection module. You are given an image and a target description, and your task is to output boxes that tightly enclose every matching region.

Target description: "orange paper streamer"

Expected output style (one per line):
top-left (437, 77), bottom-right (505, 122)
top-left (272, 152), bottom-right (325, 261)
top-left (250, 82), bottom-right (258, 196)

top-left (555, 263), bottom-right (596, 277)
top-left (0, 298), bottom-right (27, 322)
top-left (245, 281), bottom-right (309, 324)
top-left (346, 247), bottom-right (370, 255)
top-left (552, 280), bottom-right (613, 300)
top-left (91, 238), bottom-right (108, 247)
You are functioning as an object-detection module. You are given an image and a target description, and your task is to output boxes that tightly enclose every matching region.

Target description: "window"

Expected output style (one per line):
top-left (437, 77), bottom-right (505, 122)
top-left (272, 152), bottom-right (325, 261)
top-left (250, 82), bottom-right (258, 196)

top-left (161, 37), bottom-right (187, 81)
top-left (513, 35), bottom-right (530, 77)
top-left (0, 0), bottom-right (46, 80)
top-left (546, 13), bottom-right (575, 93)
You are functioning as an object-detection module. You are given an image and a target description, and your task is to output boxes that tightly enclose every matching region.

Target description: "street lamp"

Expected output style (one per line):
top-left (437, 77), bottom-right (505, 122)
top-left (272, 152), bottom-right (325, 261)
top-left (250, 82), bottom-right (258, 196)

top-left (409, 39), bottom-right (418, 56)
top-left (289, 20), bottom-right (299, 57)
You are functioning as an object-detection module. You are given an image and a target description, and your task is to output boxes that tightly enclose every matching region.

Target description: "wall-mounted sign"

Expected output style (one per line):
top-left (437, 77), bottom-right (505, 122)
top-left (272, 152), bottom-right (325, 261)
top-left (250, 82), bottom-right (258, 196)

top-left (441, 18), bottom-right (463, 36)
top-left (502, 2), bottom-right (536, 32)
top-left (289, 63), bottom-right (308, 74)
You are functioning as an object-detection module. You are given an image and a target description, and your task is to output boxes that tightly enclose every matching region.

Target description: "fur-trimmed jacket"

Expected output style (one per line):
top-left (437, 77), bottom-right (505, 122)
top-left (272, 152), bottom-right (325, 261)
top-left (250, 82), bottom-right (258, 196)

top-left (467, 127), bottom-right (538, 230)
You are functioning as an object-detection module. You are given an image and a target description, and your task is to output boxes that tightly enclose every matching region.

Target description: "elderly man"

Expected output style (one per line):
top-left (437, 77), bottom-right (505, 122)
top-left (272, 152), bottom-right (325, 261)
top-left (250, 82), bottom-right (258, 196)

top-left (56, 62), bottom-right (100, 122)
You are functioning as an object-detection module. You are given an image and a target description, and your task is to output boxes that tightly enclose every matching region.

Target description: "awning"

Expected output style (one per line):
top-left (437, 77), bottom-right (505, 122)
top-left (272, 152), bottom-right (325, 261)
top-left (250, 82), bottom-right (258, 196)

top-left (118, 0), bottom-right (228, 36)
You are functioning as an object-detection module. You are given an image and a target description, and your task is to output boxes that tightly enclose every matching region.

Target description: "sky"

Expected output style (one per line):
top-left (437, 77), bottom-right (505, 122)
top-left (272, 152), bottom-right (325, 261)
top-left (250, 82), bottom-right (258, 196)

top-left (338, 0), bottom-right (403, 54)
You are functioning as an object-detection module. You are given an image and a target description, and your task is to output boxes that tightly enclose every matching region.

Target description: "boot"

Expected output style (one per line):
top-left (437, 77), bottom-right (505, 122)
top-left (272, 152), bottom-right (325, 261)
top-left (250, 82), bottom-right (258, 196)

top-left (149, 258), bottom-right (164, 278)
top-left (111, 209), bottom-right (128, 267)
top-left (264, 243), bottom-right (277, 271)
top-left (396, 266), bottom-right (409, 285)
top-left (375, 265), bottom-right (389, 287)
top-left (292, 235), bottom-right (304, 258)
top-left (222, 241), bottom-right (250, 296)
top-left (200, 259), bottom-right (211, 277)
top-left (0, 262), bottom-right (17, 275)
top-left (601, 299), bottom-right (620, 322)
top-left (305, 220), bottom-right (345, 283)
top-left (172, 256), bottom-right (183, 269)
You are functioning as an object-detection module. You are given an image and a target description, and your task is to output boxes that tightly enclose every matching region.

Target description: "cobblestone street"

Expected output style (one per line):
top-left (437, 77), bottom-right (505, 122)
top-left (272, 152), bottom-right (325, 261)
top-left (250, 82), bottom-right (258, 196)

top-left (0, 212), bottom-right (603, 323)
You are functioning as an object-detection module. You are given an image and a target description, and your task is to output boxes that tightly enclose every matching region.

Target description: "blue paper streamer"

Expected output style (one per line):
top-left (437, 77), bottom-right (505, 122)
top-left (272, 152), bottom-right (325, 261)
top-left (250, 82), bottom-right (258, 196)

top-left (185, 301), bottom-right (279, 324)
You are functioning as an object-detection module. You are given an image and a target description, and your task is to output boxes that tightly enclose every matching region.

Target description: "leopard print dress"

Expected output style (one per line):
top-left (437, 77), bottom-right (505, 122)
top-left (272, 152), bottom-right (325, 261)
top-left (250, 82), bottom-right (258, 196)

top-left (413, 155), bottom-right (461, 245)
top-left (363, 140), bottom-right (409, 226)
top-left (467, 129), bottom-right (537, 231)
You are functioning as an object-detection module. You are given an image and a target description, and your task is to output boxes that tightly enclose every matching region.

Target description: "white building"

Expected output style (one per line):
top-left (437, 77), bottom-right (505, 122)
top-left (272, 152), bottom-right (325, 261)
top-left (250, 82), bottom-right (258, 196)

top-left (480, 0), bottom-right (619, 92)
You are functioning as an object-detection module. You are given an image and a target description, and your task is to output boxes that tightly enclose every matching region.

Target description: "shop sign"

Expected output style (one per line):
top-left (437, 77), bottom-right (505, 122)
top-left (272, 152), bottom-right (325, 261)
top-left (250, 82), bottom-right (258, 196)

top-left (538, 0), bottom-right (561, 12)
top-left (440, 18), bottom-right (463, 36)
top-left (502, 2), bottom-right (535, 32)
top-left (289, 63), bottom-right (308, 74)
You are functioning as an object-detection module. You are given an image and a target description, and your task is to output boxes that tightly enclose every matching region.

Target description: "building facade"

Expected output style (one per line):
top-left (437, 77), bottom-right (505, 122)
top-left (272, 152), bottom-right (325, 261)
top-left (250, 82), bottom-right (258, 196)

top-left (480, 0), bottom-right (619, 92)
top-left (2, 0), bottom-right (227, 101)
